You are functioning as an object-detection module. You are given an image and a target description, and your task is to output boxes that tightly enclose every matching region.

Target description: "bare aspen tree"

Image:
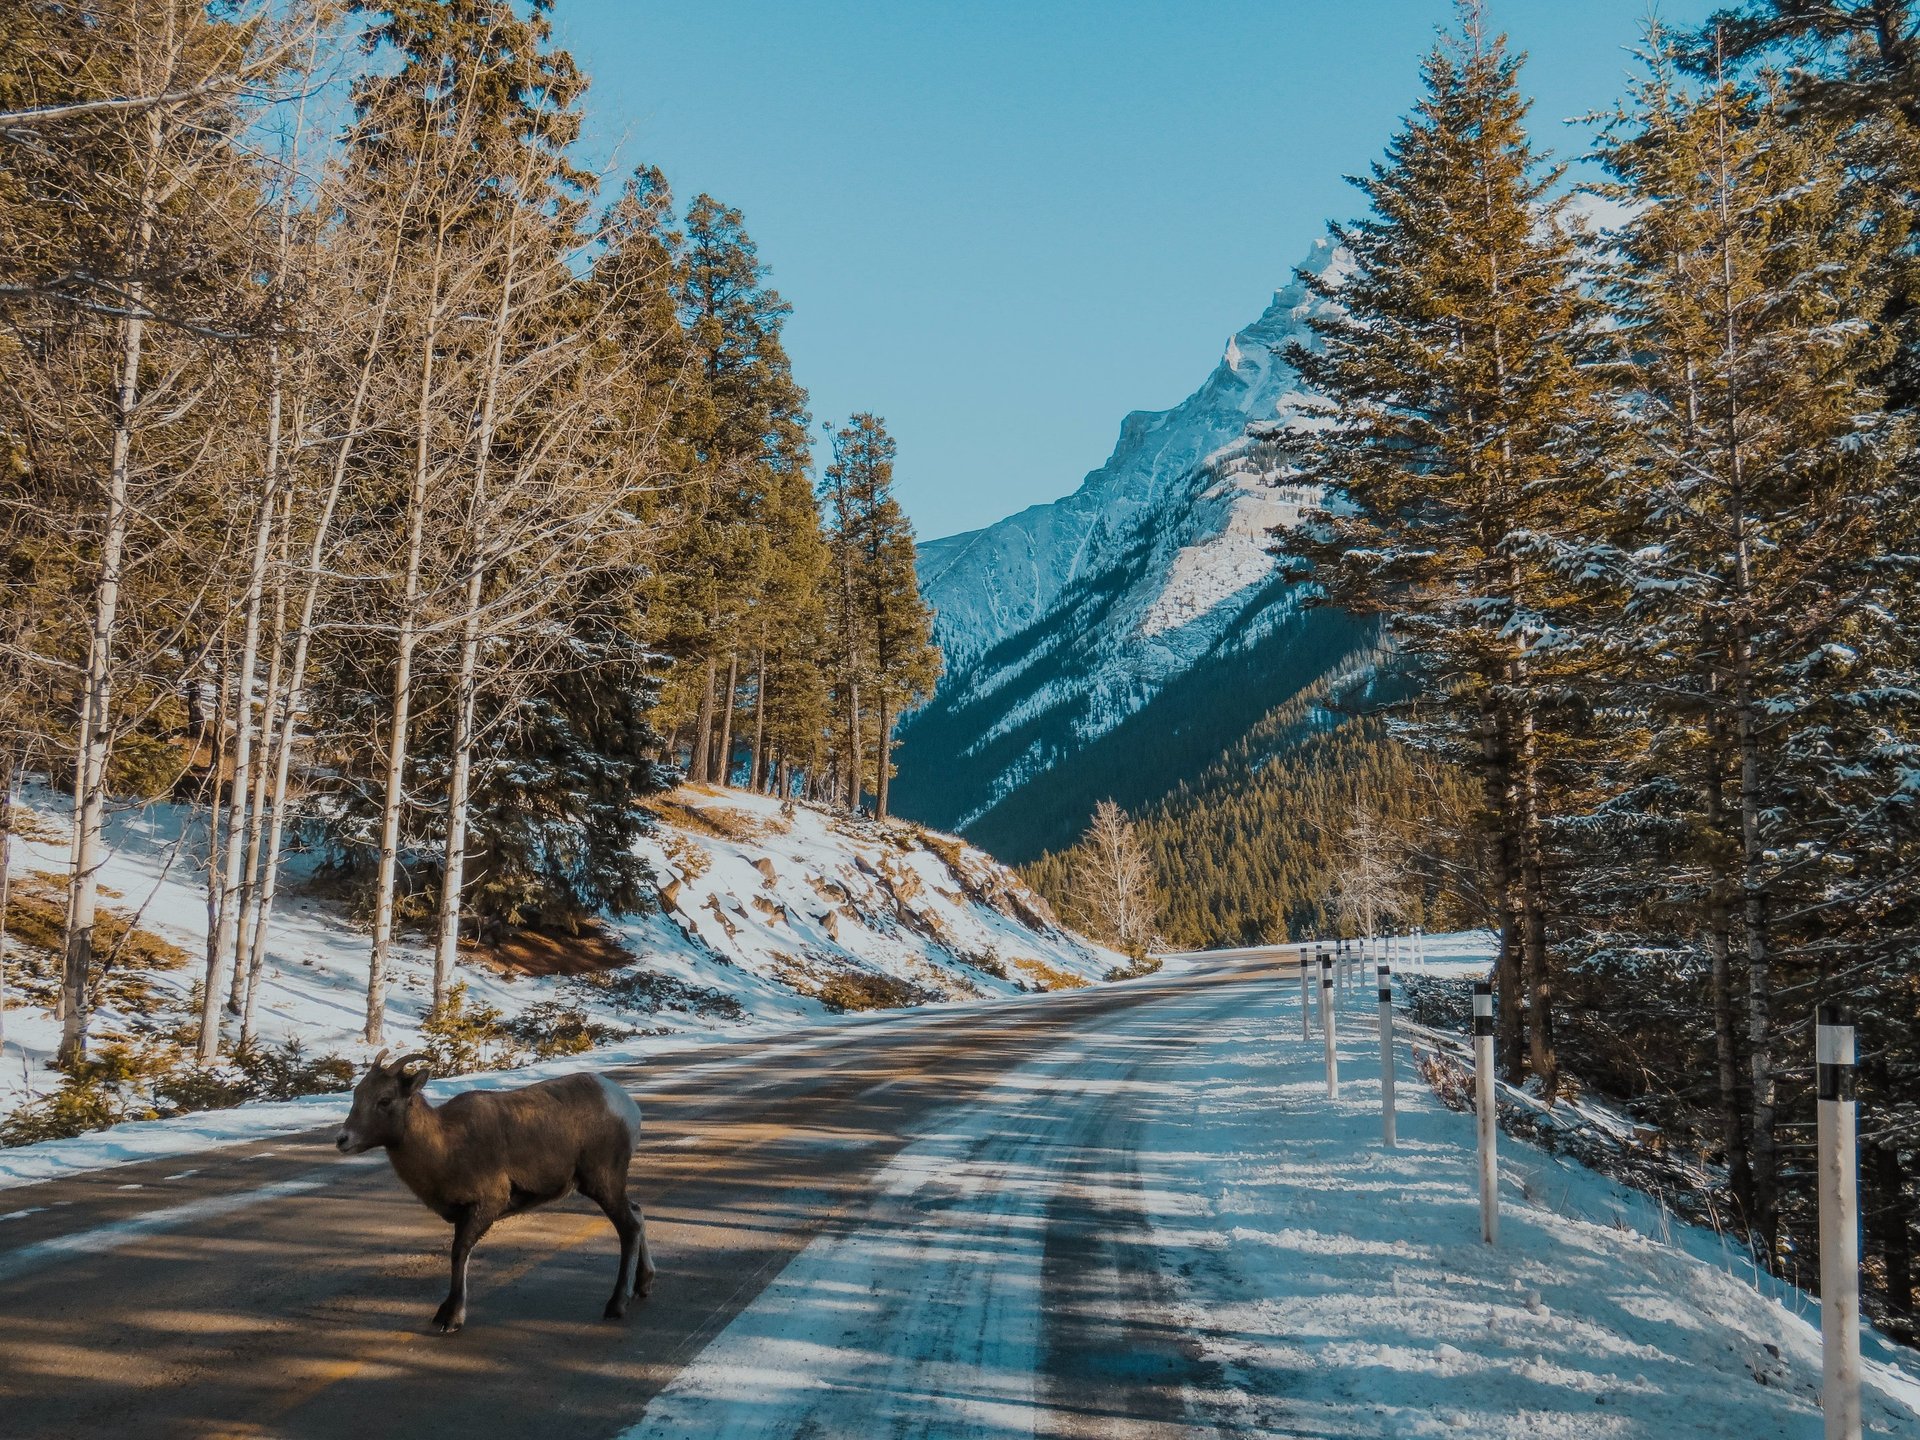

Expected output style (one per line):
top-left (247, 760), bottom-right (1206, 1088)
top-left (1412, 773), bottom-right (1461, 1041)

top-left (0, 1), bottom-right (313, 1065)
top-left (364, 214), bottom-right (457, 1045)
top-left (1070, 800), bottom-right (1156, 962)
top-left (197, 110), bottom-right (308, 1057)
top-left (1330, 808), bottom-right (1411, 943)
top-left (235, 96), bottom-right (443, 1047)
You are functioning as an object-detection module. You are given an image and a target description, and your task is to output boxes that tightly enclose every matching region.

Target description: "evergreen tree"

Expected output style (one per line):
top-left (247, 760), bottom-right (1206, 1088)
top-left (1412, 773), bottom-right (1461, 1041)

top-left (1284, 4), bottom-right (1601, 1092)
top-left (661, 194), bottom-right (811, 786)
top-left (1583, 44), bottom-right (1917, 1256)
top-left (819, 413), bottom-right (940, 816)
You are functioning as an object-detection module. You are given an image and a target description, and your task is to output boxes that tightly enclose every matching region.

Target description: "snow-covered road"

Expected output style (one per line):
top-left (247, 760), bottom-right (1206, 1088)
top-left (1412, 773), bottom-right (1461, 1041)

top-left (628, 967), bottom-right (1920, 1439)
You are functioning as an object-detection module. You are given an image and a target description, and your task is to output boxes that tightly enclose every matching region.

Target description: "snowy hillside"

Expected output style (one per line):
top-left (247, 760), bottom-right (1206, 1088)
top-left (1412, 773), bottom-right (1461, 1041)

top-left (895, 238), bottom-right (1379, 860)
top-left (0, 784), bottom-right (1117, 1131)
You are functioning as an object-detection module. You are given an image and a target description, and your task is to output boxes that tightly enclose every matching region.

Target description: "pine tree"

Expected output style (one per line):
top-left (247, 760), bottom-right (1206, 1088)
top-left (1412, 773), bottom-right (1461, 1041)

top-left (662, 194), bottom-right (810, 786)
top-left (1284, 3), bottom-right (1601, 1092)
top-left (1587, 44), bottom-right (1917, 1255)
top-left (819, 413), bottom-right (940, 816)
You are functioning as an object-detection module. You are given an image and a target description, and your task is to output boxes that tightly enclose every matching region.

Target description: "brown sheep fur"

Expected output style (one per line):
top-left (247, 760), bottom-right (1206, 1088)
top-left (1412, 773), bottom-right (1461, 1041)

top-left (337, 1052), bottom-right (655, 1333)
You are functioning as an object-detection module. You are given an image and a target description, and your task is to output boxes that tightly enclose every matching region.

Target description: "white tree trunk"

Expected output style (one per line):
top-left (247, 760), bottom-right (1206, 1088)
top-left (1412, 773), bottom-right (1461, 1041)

top-left (431, 201), bottom-right (523, 1009)
top-left (367, 229), bottom-right (447, 1045)
top-left (198, 347), bottom-right (282, 1059)
top-left (61, 106), bottom-right (159, 1064)
top-left (232, 485), bottom-right (291, 1021)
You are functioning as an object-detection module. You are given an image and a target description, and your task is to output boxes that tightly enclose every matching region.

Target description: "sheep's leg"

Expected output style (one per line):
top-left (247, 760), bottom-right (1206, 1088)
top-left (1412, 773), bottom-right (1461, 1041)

top-left (631, 1199), bottom-right (656, 1298)
top-left (585, 1182), bottom-right (643, 1319)
top-left (434, 1206), bottom-right (495, 1334)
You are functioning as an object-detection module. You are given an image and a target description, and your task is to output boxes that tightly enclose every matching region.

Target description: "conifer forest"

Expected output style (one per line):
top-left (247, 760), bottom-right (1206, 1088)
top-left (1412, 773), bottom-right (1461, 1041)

top-left (1288, 8), bottom-right (1920, 1333)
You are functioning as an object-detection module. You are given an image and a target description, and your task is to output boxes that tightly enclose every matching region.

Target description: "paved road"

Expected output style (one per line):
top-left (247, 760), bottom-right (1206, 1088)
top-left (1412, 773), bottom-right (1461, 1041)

top-left (0, 947), bottom-right (1296, 1440)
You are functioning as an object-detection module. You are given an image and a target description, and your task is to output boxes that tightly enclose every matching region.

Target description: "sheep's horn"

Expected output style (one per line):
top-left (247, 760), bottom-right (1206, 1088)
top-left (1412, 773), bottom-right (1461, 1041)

top-left (390, 1052), bottom-right (434, 1076)
top-left (370, 1047), bottom-right (391, 1072)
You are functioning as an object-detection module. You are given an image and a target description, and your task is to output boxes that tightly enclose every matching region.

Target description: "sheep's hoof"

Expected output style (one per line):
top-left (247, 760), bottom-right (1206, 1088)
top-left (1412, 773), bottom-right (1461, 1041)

top-left (433, 1302), bottom-right (464, 1334)
top-left (637, 1266), bottom-right (657, 1299)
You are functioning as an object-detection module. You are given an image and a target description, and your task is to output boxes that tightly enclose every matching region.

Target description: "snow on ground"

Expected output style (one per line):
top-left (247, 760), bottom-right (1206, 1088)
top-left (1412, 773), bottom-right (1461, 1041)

top-left (625, 964), bottom-right (1920, 1439)
top-left (0, 782), bottom-right (1116, 1172)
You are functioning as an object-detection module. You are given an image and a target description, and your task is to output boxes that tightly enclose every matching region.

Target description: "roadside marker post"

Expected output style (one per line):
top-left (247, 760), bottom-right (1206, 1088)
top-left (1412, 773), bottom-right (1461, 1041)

top-left (1321, 953), bottom-right (1339, 1097)
top-left (1473, 981), bottom-right (1497, 1244)
top-left (1300, 947), bottom-right (1316, 1041)
top-left (1817, 1004), bottom-right (1861, 1440)
top-left (1378, 961), bottom-right (1396, 1147)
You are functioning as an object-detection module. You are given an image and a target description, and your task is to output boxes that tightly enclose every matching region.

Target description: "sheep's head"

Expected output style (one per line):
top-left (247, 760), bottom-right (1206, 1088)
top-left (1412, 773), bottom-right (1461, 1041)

top-left (336, 1050), bottom-right (433, 1154)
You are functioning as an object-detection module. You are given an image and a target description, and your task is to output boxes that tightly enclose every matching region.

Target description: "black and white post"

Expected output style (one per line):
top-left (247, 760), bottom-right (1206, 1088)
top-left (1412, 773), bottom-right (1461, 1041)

top-left (1473, 980), bottom-right (1497, 1245)
top-left (1817, 1003), bottom-right (1860, 1440)
top-left (1320, 952), bottom-right (1339, 1097)
top-left (1301, 947), bottom-right (1318, 1041)
top-left (1378, 961), bottom-right (1396, 1147)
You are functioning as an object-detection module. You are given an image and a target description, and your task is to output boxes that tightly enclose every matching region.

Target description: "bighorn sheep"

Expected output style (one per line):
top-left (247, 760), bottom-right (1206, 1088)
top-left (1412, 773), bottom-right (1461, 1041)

top-left (336, 1051), bottom-right (655, 1333)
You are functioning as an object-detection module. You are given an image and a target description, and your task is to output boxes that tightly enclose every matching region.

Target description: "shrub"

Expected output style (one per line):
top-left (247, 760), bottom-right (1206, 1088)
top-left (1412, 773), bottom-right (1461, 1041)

top-left (504, 1001), bottom-right (627, 1060)
top-left (0, 1035), bottom-right (359, 1148)
top-left (815, 970), bottom-right (940, 1013)
top-left (567, 967), bottom-right (746, 1022)
top-left (421, 983), bottom-right (520, 1074)
top-left (0, 1071), bottom-right (138, 1145)
top-left (961, 947), bottom-right (1009, 980)
top-left (156, 1038), bottom-right (356, 1112)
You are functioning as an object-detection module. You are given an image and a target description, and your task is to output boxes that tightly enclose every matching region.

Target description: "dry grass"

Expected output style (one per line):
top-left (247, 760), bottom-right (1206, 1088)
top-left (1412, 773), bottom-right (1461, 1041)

top-left (462, 919), bottom-right (635, 979)
top-left (645, 788), bottom-right (778, 844)
top-left (1013, 956), bottom-right (1090, 991)
top-left (918, 828), bottom-right (969, 873)
top-left (3, 872), bottom-right (193, 972)
top-left (3, 809), bottom-right (66, 846)
top-left (766, 951), bottom-right (942, 1013)
top-left (815, 969), bottom-right (941, 1012)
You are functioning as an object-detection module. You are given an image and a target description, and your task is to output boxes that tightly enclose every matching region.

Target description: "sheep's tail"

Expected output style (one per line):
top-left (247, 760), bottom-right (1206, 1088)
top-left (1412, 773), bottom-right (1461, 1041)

top-left (596, 1074), bottom-right (644, 1146)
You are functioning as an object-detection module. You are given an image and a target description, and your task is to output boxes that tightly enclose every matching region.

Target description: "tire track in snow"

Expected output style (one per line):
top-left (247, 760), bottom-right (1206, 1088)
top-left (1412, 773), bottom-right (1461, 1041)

top-left (621, 978), bottom-right (1262, 1439)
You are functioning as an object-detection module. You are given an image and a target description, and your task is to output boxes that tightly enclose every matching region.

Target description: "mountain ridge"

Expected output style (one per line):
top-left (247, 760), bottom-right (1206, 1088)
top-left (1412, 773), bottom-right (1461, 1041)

top-left (894, 239), bottom-right (1371, 861)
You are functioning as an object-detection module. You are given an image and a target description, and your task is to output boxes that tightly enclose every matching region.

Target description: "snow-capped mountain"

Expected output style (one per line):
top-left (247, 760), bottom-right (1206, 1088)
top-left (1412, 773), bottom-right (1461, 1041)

top-left (894, 240), bottom-right (1379, 861)
top-left (918, 239), bottom-right (1346, 674)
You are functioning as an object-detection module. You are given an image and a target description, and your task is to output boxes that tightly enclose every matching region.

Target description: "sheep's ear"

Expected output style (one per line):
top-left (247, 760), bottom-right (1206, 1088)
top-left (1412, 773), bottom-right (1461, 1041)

top-left (392, 1055), bottom-right (434, 1096)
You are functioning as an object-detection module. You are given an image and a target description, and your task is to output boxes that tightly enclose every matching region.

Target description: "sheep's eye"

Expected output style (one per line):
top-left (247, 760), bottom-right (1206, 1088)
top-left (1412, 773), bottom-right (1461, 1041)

top-left (378, 1097), bottom-right (395, 1111)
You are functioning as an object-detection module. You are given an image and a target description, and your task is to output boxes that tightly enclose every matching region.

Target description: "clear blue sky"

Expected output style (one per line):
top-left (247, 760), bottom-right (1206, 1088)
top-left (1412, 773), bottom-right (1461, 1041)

top-left (551, 1), bottom-right (1719, 542)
